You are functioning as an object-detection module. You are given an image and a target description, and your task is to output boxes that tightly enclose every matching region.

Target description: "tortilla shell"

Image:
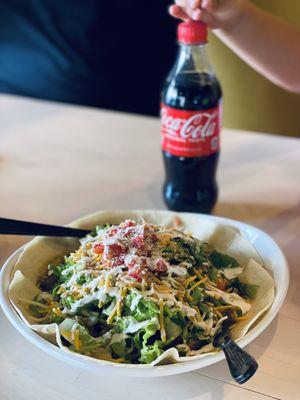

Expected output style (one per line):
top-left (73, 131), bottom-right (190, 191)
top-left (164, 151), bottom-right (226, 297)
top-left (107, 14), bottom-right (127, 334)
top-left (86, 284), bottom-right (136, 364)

top-left (8, 210), bottom-right (275, 366)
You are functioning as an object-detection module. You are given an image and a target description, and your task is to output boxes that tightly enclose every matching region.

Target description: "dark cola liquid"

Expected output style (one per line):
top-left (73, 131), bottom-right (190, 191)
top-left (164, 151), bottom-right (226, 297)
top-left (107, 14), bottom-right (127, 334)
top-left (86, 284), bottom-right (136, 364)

top-left (162, 72), bottom-right (222, 214)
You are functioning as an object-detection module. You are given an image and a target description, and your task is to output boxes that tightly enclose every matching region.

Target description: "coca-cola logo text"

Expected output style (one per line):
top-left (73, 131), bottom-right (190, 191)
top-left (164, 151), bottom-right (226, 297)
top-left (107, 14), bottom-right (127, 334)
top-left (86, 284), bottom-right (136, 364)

top-left (161, 107), bottom-right (218, 141)
top-left (161, 103), bottom-right (221, 157)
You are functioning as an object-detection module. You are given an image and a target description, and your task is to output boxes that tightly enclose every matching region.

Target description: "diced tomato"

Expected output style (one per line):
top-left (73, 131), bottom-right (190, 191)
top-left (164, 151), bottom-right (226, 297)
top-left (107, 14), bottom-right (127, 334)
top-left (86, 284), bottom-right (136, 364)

top-left (156, 259), bottom-right (167, 273)
top-left (151, 233), bottom-right (158, 242)
top-left (128, 267), bottom-right (142, 282)
top-left (123, 228), bottom-right (135, 237)
top-left (123, 220), bottom-right (136, 228)
top-left (127, 260), bottom-right (143, 281)
top-left (93, 243), bottom-right (104, 254)
top-left (106, 243), bottom-right (125, 258)
top-left (141, 258), bottom-right (149, 268)
top-left (131, 235), bottom-right (145, 249)
top-left (128, 260), bottom-right (136, 268)
top-left (108, 228), bottom-right (118, 237)
top-left (111, 257), bottom-right (124, 267)
top-left (216, 278), bottom-right (228, 291)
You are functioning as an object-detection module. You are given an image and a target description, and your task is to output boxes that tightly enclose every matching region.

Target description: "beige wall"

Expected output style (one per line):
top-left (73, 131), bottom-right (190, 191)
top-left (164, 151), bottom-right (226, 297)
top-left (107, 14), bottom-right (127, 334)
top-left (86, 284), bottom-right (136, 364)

top-left (207, 1), bottom-right (300, 137)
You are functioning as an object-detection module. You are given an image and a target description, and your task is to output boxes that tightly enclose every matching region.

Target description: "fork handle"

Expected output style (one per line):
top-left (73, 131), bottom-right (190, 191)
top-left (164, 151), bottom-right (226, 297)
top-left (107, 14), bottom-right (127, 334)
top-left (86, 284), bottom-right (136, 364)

top-left (0, 218), bottom-right (90, 238)
top-left (221, 336), bottom-right (258, 384)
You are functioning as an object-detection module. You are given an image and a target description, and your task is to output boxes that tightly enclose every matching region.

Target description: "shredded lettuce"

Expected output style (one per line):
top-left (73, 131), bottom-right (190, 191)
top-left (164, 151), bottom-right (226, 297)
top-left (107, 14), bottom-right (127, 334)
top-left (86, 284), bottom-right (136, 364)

top-left (30, 220), bottom-right (258, 365)
top-left (164, 317), bottom-right (182, 342)
top-left (163, 237), bottom-right (206, 267)
top-left (111, 337), bottom-right (134, 359)
top-left (59, 318), bottom-right (107, 353)
top-left (209, 251), bottom-right (239, 269)
top-left (125, 295), bottom-right (159, 322)
top-left (233, 280), bottom-right (258, 299)
top-left (140, 341), bottom-right (164, 364)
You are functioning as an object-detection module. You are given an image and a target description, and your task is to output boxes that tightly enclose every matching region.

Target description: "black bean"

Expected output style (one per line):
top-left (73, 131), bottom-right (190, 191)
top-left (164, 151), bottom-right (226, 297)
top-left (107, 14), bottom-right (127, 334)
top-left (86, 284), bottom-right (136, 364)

top-left (39, 274), bottom-right (58, 291)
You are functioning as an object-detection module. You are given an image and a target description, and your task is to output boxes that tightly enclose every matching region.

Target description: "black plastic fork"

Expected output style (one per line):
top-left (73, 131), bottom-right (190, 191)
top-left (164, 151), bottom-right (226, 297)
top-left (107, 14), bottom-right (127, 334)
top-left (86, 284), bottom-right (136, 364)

top-left (0, 217), bottom-right (90, 238)
top-left (213, 320), bottom-right (258, 384)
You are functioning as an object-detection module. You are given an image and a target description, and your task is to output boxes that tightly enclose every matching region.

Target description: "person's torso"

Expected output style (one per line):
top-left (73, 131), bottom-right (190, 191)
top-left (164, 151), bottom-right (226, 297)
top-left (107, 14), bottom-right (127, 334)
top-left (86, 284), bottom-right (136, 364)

top-left (0, 0), bottom-right (177, 115)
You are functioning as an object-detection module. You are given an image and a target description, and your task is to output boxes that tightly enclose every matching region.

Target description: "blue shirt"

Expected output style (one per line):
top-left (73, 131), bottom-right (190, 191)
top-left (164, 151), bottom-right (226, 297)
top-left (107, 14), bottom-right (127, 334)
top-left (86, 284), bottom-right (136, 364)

top-left (0, 0), bottom-right (177, 115)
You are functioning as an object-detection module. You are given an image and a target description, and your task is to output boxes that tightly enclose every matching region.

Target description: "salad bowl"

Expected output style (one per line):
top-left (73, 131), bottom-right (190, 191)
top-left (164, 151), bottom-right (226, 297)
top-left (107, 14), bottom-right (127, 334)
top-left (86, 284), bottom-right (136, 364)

top-left (0, 211), bottom-right (289, 377)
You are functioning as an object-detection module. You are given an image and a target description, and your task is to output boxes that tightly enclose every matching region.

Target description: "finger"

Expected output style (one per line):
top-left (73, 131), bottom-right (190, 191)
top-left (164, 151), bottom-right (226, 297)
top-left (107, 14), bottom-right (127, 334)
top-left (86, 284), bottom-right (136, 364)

top-left (169, 5), bottom-right (189, 20)
top-left (191, 8), bottom-right (202, 20)
top-left (189, 0), bottom-right (202, 10)
top-left (174, 0), bottom-right (191, 9)
top-left (190, 8), bottom-right (218, 27)
top-left (201, 0), bottom-right (218, 13)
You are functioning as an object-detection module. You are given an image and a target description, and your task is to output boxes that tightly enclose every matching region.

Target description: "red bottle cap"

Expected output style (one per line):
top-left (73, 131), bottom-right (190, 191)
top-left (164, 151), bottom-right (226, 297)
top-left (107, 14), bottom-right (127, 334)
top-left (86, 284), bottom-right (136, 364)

top-left (178, 20), bottom-right (207, 45)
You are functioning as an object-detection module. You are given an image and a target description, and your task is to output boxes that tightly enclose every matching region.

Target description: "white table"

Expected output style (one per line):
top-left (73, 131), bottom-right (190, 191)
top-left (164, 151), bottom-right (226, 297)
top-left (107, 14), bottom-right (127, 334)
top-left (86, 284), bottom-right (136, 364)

top-left (0, 94), bottom-right (299, 400)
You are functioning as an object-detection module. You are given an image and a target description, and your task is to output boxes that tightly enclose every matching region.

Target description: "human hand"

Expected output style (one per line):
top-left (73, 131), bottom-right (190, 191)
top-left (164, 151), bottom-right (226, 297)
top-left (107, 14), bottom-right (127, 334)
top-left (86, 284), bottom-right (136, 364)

top-left (169, 0), bottom-right (247, 30)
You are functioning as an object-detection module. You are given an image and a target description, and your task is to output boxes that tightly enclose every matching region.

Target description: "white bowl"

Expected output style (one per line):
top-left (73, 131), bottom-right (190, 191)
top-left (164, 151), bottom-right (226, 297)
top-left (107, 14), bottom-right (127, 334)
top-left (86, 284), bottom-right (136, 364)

top-left (0, 214), bottom-right (289, 377)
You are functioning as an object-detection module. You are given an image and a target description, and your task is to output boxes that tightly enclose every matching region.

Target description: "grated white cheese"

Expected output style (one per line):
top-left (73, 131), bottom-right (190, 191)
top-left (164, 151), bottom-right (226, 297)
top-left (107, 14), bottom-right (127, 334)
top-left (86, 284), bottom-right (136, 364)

top-left (167, 265), bottom-right (188, 277)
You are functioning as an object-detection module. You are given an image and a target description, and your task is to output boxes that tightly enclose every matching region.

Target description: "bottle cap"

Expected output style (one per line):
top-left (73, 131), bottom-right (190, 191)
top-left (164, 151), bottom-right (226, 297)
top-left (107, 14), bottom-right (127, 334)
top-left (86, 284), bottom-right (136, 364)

top-left (178, 20), bottom-right (207, 45)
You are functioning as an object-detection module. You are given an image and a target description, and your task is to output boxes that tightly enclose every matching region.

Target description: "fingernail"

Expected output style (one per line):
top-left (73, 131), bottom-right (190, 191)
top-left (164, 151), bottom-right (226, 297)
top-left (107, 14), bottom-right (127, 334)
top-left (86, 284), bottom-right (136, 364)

top-left (168, 5), bottom-right (177, 15)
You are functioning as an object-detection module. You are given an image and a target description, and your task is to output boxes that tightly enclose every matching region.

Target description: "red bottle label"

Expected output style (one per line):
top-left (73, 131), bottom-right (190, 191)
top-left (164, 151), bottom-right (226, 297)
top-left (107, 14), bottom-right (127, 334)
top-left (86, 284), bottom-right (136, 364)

top-left (161, 103), bottom-right (221, 157)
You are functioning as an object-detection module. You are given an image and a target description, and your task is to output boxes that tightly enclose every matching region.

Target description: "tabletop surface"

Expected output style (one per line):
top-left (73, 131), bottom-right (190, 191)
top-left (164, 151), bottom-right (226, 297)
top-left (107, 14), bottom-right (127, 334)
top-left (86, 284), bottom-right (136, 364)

top-left (0, 94), bottom-right (299, 400)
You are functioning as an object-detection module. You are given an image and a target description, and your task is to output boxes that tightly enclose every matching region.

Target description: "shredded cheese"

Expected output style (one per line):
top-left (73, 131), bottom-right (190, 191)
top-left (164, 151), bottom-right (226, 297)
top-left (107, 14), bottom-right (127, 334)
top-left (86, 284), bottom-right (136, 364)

top-left (184, 275), bottom-right (197, 287)
top-left (61, 330), bottom-right (71, 340)
top-left (142, 278), bottom-right (147, 292)
top-left (189, 277), bottom-right (208, 292)
top-left (234, 315), bottom-right (249, 321)
top-left (52, 307), bottom-right (64, 317)
top-left (214, 309), bottom-right (223, 318)
top-left (116, 300), bottom-right (122, 317)
top-left (194, 269), bottom-right (202, 277)
top-left (159, 299), bottom-right (166, 342)
top-left (154, 284), bottom-right (171, 294)
top-left (74, 329), bottom-right (82, 351)
top-left (107, 303), bottom-right (117, 324)
top-left (98, 277), bottom-right (105, 288)
top-left (193, 305), bottom-right (202, 320)
top-left (105, 276), bottom-right (111, 292)
top-left (120, 287), bottom-right (127, 298)
top-left (185, 292), bottom-right (193, 302)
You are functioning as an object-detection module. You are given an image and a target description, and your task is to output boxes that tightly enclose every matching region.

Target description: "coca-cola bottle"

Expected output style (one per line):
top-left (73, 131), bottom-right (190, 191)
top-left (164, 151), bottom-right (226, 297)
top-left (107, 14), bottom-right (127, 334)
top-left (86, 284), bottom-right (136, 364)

top-left (161, 20), bottom-right (222, 214)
